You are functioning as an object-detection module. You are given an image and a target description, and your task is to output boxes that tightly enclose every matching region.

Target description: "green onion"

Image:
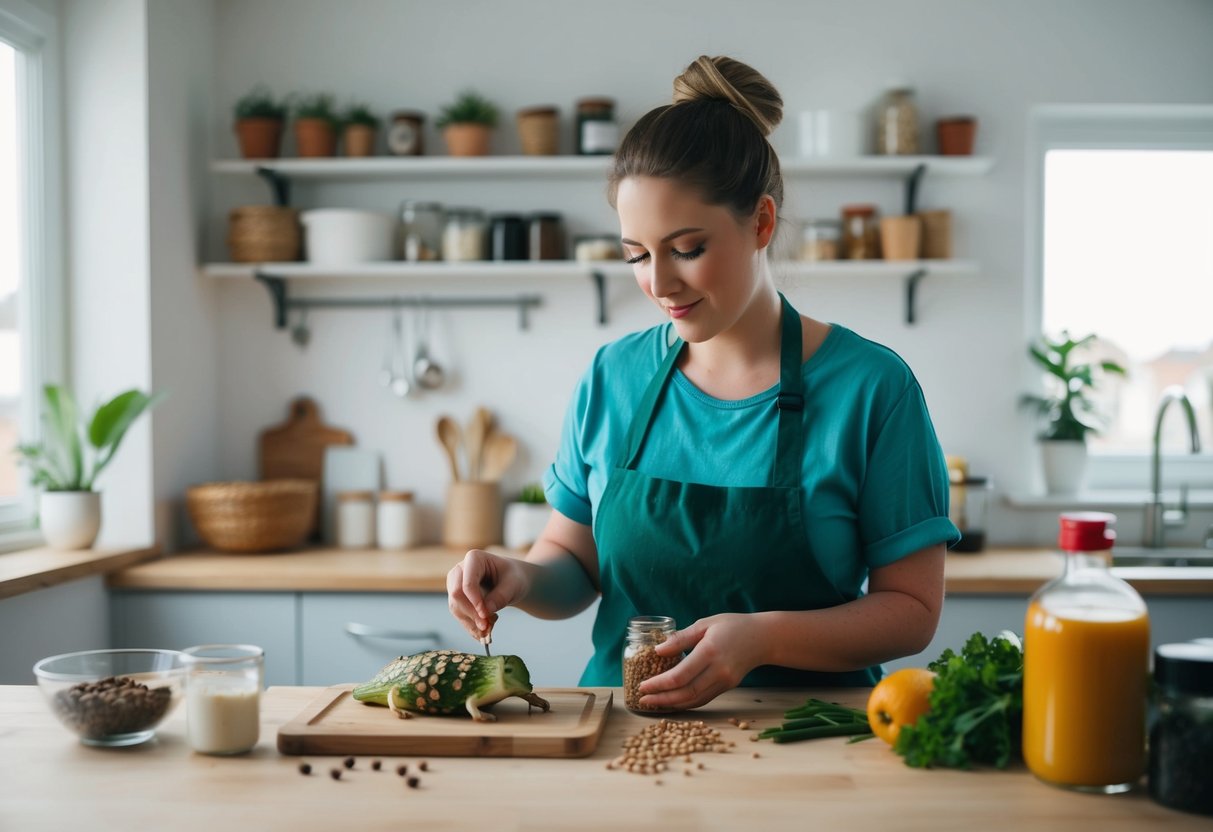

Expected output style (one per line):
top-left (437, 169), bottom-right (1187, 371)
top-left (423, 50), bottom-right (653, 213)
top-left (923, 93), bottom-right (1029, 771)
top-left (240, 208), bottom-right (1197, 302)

top-left (758, 697), bottom-right (874, 744)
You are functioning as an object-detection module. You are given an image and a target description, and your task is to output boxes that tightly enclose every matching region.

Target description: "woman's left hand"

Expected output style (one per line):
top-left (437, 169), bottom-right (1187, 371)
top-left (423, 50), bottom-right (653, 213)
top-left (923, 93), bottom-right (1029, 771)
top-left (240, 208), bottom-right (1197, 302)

top-left (635, 613), bottom-right (764, 711)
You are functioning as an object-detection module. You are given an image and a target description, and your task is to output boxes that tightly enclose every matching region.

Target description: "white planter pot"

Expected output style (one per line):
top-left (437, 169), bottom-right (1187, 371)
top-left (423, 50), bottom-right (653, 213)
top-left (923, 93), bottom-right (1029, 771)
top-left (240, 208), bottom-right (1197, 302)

top-left (503, 502), bottom-right (551, 551)
top-left (1040, 440), bottom-right (1088, 495)
top-left (300, 208), bottom-right (396, 264)
top-left (40, 491), bottom-right (102, 550)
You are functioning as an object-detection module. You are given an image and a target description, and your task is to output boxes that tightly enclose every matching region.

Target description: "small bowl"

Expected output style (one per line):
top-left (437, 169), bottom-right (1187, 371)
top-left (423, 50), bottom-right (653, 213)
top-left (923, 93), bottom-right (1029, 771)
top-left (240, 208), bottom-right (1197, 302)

top-left (33, 648), bottom-right (186, 747)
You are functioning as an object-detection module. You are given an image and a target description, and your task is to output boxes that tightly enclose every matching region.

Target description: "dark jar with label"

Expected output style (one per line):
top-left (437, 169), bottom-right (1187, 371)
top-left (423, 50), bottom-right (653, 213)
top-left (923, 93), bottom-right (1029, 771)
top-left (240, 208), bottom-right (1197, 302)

top-left (528, 212), bottom-right (565, 261)
top-left (489, 214), bottom-right (528, 261)
top-left (1149, 641), bottom-right (1213, 816)
top-left (576, 97), bottom-right (619, 156)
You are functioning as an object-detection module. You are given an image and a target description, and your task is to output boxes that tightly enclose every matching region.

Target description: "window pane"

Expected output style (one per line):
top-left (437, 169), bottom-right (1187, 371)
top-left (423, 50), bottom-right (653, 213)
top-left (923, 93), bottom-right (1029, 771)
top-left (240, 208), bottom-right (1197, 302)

top-left (1042, 149), bottom-right (1213, 454)
top-left (0, 42), bottom-right (21, 501)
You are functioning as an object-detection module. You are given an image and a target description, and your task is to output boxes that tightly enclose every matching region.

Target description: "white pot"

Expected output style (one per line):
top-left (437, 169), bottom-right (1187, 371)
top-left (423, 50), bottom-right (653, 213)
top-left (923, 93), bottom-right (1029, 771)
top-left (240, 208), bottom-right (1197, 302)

top-left (503, 502), bottom-right (551, 551)
top-left (300, 208), bottom-right (396, 264)
top-left (798, 110), bottom-right (866, 158)
top-left (1040, 440), bottom-right (1088, 495)
top-left (40, 491), bottom-right (102, 550)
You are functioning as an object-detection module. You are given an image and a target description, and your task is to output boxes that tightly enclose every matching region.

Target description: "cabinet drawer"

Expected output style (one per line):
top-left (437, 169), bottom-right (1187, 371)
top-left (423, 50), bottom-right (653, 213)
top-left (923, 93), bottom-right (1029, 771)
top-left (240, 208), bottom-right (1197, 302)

top-left (109, 591), bottom-right (299, 686)
top-left (300, 593), bottom-right (599, 687)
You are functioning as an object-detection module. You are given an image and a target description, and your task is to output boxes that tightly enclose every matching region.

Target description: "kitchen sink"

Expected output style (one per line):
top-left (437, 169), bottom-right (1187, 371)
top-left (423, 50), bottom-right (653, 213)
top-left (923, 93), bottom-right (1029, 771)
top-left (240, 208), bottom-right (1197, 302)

top-left (1111, 547), bottom-right (1213, 567)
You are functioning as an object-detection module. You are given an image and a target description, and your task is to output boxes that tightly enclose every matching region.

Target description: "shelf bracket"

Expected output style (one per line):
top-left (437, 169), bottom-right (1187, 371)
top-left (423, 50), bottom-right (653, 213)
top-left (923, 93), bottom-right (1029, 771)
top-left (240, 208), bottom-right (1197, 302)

top-left (904, 162), bottom-right (927, 216)
top-left (904, 268), bottom-right (928, 325)
top-left (255, 166), bottom-right (291, 207)
top-left (590, 270), bottom-right (608, 325)
top-left (254, 271), bottom-right (290, 328)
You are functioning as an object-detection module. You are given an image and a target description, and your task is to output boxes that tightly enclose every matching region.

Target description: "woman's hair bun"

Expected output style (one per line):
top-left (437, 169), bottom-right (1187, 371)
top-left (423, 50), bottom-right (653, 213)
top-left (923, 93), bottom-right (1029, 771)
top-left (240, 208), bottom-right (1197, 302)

top-left (671, 55), bottom-right (783, 137)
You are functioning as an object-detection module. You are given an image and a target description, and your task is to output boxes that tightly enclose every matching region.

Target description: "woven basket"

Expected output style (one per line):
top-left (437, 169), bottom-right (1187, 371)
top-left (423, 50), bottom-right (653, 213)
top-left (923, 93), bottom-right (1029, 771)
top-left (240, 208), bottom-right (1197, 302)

top-left (186, 479), bottom-right (317, 553)
top-left (227, 205), bottom-right (301, 263)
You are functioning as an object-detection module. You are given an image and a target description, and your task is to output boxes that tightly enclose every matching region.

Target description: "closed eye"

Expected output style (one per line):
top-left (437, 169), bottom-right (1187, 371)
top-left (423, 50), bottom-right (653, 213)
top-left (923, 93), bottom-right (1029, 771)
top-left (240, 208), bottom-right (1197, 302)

top-left (624, 245), bottom-right (705, 265)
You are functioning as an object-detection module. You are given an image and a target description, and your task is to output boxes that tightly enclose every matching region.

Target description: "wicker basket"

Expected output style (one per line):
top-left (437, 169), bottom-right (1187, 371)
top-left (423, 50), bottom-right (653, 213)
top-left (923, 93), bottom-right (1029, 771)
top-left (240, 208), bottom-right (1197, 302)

top-left (227, 205), bottom-right (301, 263)
top-left (186, 480), bottom-right (317, 553)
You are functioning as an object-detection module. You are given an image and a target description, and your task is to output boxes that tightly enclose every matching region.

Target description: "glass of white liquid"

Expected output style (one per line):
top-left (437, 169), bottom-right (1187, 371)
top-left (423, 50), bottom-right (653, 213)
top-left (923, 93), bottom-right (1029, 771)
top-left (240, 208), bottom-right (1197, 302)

top-left (181, 644), bottom-right (264, 755)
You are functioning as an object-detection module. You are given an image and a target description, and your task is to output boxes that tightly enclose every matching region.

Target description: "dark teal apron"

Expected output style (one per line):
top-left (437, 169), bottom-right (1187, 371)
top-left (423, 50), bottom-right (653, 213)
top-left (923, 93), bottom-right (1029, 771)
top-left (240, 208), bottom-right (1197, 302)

top-left (582, 294), bottom-right (878, 688)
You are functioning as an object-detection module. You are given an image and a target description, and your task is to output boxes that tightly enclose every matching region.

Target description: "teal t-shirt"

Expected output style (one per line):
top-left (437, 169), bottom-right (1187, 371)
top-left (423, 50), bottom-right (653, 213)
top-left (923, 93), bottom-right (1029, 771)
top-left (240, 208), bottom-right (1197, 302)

top-left (543, 322), bottom-right (959, 599)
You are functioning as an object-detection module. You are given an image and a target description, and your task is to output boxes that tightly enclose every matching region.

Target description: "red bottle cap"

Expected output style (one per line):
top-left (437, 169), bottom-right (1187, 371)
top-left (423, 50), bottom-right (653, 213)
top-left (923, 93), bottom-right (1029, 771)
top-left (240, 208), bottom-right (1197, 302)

top-left (1058, 511), bottom-right (1117, 552)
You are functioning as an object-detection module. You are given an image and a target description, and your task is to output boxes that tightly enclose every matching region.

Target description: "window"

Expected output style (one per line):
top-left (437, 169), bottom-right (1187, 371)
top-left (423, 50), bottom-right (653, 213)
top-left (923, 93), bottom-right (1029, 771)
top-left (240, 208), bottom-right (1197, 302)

top-left (0, 1), bottom-right (63, 541)
top-left (1029, 106), bottom-right (1213, 486)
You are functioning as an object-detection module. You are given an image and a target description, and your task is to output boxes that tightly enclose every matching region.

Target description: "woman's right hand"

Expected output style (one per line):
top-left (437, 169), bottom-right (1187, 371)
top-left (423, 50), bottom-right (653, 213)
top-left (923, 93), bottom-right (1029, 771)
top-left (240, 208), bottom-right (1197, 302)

top-left (446, 549), bottom-right (529, 641)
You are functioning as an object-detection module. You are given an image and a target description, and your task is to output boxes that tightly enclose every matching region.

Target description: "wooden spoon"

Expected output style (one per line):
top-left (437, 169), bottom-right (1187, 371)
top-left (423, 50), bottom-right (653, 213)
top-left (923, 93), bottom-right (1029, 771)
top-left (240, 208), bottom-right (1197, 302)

top-left (464, 407), bottom-right (494, 481)
top-left (436, 416), bottom-right (463, 482)
top-left (480, 432), bottom-right (517, 482)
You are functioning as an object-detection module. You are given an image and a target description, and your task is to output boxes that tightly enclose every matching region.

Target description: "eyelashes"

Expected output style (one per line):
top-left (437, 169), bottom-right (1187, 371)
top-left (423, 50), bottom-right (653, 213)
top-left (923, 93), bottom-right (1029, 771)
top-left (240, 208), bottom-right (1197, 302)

top-left (624, 245), bottom-right (706, 265)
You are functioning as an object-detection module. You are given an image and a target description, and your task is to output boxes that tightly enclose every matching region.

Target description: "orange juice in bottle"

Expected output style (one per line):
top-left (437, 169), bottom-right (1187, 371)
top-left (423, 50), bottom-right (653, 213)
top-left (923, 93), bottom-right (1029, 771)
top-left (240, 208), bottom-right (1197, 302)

top-left (1023, 512), bottom-right (1149, 793)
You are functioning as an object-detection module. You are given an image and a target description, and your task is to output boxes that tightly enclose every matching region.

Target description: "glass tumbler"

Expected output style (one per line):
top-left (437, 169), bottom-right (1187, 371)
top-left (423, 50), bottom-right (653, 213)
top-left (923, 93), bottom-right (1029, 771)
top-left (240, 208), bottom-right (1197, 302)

top-left (182, 644), bottom-right (264, 755)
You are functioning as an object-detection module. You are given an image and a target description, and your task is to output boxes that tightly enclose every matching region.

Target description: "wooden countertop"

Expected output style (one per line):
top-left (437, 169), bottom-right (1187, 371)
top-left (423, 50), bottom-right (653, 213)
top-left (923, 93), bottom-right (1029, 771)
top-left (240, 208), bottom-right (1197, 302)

top-left (104, 545), bottom-right (1213, 595)
top-left (0, 545), bottom-right (159, 600)
top-left (0, 685), bottom-right (1201, 830)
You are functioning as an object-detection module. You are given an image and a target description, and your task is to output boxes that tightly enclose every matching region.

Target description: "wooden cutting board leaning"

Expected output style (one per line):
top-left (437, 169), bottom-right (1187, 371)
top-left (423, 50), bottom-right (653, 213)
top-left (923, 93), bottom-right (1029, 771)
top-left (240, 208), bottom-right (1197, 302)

top-left (258, 397), bottom-right (354, 536)
top-left (278, 685), bottom-right (613, 758)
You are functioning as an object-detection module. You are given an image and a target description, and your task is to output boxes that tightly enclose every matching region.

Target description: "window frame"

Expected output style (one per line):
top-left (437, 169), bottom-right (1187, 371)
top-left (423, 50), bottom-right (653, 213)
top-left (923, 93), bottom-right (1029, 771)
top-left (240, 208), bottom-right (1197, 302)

top-left (0, 0), bottom-right (65, 545)
top-left (1026, 105), bottom-right (1213, 490)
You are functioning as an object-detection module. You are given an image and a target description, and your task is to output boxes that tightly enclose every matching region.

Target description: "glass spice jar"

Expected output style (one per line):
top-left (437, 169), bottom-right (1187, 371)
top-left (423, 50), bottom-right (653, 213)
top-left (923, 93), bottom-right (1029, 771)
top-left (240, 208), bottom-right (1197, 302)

top-left (575, 97), bottom-right (619, 155)
top-left (442, 207), bottom-right (488, 262)
top-left (528, 212), bottom-right (566, 261)
top-left (490, 213), bottom-right (528, 261)
top-left (875, 85), bottom-right (920, 155)
top-left (840, 204), bottom-right (880, 259)
top-left (622, 615), bottom-right (683, 715)
top-left (400, 201), bottom-right (444, 262)
top-left (1149, 641), bottom-right (1213, 816)
top-left (801, 219), bottom-right (841, 261)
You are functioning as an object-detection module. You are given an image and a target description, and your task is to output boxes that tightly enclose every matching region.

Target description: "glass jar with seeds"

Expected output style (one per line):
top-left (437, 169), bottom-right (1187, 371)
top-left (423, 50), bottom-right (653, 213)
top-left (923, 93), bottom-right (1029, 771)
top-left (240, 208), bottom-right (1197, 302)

top-left (623, 615), bottom-right (683, 714)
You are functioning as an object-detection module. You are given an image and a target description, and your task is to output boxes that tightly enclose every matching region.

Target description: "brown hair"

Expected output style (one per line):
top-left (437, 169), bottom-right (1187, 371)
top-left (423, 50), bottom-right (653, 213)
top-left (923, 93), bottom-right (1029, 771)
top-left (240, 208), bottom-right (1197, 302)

top-left (607, 55), bottom-right (784, 218)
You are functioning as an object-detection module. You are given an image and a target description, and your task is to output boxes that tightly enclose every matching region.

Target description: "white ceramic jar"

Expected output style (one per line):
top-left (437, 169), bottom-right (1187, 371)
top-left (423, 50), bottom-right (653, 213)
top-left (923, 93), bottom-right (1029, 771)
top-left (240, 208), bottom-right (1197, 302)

top-left (300, 208), bottom-right (396, 264)
top-left (376, 491), bottom-right (417, 550)
top-left (336, 491), bottom-right (375, 549)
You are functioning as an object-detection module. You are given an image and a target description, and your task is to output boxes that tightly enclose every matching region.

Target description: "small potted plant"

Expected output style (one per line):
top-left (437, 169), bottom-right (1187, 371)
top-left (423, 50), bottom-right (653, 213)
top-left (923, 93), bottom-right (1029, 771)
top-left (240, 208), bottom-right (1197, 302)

top-left (292, 93), bottom-right (340, 157)
top-left (341, 102), bottom-right (380, 158)
top-left (503, 483), bottom-right (551, 551)
top-left (435, 89), bottom-right (499, 157)
top-left (16, 385), bottom-right (162, 549)
top-left (233, 85), bottom-right (287, 159)
top-left (1021, 332), bottom-right (1125, 494)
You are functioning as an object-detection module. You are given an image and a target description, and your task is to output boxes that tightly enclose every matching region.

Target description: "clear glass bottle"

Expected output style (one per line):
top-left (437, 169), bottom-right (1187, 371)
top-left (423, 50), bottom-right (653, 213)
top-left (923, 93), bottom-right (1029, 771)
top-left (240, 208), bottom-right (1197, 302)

top-left (182, 644), bottom-right (264, 756)
top-left (801, 219), bottom-right (841, 261)
top-left (1149, 641), bottom-right (1213, 816)
top-left (1023, 512), bottom-right (1150, 793)
top-left (875, 85), bottom-right (920, 155)
top-left (400, 201), bottom-right (444, 262)
top-left (622, 615), bottom-right (682, 715)
top-left (442, 208), bottom-right (488, 262)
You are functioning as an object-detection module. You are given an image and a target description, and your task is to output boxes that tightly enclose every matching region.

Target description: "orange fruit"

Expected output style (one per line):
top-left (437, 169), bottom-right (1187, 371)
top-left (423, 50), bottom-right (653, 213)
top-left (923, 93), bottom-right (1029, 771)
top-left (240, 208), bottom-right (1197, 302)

top-left (866, 667), bottom-right (937, 747)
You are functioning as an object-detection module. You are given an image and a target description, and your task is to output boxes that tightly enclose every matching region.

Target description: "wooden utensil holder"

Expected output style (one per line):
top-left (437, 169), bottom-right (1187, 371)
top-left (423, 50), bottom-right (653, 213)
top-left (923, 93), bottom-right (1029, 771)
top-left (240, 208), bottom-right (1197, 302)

top-left (443, 482), bottom-right (502, 549)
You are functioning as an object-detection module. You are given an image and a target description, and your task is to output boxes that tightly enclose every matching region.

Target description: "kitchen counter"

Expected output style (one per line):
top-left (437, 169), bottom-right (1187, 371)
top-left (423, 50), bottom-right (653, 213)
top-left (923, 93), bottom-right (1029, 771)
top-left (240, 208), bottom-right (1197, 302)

top-left (0, 684), bottom-right (1202, 831)
top-left (0, 545), bottom-right (159, 600)
top-left (105, 545), bottom-right (1213, 595)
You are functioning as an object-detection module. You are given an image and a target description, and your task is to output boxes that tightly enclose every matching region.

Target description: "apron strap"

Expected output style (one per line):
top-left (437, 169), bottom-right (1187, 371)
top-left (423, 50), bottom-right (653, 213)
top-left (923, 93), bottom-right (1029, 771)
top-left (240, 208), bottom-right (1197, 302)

top-left (772, 294), bottom-right (805, 489)
top-left (618, 325), bottom-right (685, 470)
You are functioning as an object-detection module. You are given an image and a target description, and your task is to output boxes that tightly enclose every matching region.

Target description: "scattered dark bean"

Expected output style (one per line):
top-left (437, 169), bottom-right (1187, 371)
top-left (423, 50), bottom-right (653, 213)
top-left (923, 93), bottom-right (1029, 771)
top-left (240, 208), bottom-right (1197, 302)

top-left (417, 761), bottom-right (428, 772)
top-left (298, 763), bottom-right (312, 775)
top-left (343, 756), bottom-right (355, 769)
top-left (371, 760), bottom-right (382, 771)
top-left (406, 776), bottom-right (420, 789)
top-left (396, 764), bottom-right (408, 777)
top-left (330, 769), bottom-right (342, 781)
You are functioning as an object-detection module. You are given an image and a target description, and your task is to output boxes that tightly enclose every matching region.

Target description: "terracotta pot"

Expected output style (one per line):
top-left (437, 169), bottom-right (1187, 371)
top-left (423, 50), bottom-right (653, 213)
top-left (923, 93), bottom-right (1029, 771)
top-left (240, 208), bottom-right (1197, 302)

top-left (342, 124), bottom-right (377, 157)
top-left (234, 117), bottom-right (284, 159)
top-left (295, 118), bottom-right (337, 157)
top-left (936, 116), bottom-right (977, 156)
top-left (879, 215), bottom-right (922, 261)
top-left (443, 123), bottom-right (492, 157)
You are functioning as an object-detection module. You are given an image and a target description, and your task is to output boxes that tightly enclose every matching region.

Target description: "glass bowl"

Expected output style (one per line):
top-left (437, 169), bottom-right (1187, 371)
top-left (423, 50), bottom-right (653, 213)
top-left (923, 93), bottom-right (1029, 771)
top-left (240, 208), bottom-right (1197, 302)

top-left (33, 648), bottom-right (186, 747)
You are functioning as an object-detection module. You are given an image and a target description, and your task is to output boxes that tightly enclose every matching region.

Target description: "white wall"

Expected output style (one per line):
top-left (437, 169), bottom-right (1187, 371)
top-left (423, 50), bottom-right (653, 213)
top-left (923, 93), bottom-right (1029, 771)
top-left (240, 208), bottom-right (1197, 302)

top-left (187, 1), bottom-right (1213, 546)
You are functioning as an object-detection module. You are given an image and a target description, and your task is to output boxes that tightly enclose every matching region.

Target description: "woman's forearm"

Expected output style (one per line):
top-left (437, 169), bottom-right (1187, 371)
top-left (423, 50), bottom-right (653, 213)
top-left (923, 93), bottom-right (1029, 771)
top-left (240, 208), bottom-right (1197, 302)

top-left (512, 541), bottom-right (599, 620)
top-left (753, 589), bottom-right (940, 672)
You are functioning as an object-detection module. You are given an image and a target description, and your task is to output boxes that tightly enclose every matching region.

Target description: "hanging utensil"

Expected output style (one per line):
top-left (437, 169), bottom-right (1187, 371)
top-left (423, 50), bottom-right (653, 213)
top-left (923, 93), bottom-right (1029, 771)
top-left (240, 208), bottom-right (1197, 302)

top-left (413, 300), bottom-right (445, 391)
top-left (379, 309), bottom-right (398, 389)
top-left (481, 432), bottom-right (517, 482)
top-left (290, 307), bottom-right (311, 348)
top-left (391, 307), bottom-right (411, 399)
top-left (436, 416), bottom-right (463, 482)
top-left (464, 406), bottom-right (493, 481)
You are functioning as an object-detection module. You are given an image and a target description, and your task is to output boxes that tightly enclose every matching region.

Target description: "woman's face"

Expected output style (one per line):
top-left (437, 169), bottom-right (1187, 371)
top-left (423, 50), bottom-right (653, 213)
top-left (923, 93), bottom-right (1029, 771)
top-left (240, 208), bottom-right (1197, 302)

top-left (616, 176), bottom-right (776, 343)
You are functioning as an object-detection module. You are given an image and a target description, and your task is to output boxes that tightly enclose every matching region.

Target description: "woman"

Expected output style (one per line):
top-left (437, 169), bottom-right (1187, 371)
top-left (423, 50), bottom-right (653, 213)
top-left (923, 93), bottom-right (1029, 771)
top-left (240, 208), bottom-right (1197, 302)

top-left (447, 56), bottom-right (959, 711)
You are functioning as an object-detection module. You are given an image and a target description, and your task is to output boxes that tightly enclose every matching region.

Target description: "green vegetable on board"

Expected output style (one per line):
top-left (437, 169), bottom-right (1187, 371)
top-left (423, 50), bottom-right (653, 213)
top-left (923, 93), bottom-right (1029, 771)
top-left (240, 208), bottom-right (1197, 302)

top-left (757, 698), bottom-right (875, 744)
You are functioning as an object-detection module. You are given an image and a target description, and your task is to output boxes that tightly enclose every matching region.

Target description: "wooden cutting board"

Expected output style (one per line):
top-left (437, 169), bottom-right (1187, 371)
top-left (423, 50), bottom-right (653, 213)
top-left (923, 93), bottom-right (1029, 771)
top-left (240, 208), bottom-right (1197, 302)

top-left (277, 685), bottom-right (613, 758)
top-left (259, 397), bottom-right (354, 535)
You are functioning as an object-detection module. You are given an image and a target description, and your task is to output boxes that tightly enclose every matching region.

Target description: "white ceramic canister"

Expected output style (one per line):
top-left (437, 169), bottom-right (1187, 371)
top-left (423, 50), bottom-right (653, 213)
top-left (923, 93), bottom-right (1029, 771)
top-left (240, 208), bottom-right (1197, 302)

top-left (336, 490), bottom-right (376, 549)
top-left (300, 208), bottom-right (396, 264)
top-left (376, 491), bottom-right (417, 550)
top-left (798, 110), bottom-right (866, 158)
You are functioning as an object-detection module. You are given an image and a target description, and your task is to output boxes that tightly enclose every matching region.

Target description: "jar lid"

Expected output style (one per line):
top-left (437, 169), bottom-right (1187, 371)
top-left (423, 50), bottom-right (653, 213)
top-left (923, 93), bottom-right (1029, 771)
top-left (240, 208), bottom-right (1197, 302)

top-left (841, 204), bottom-right (877, 216)
top-left (391, 110), bottom-right (426, 121)
top-left (1154, 642), bottom-right (1213, 696)
top-left (401, 200), bottom-right (443, 211)
top-left (517, 105), bottom-right (558, 117)
top-left (529, 211), bottom-right (563, 222)
top-left (379, 490), bottom-right (415, 502)
top-left (489, 213), bottom-right (524, 222)
top-left (337, 490), bottom-right (375, 502)
top-left (576, 96), bottom-right (615, 109)
top-left (1058, 511), bottom-right (1117, 552)
top-left (446, 207), bottom-right (485, 218)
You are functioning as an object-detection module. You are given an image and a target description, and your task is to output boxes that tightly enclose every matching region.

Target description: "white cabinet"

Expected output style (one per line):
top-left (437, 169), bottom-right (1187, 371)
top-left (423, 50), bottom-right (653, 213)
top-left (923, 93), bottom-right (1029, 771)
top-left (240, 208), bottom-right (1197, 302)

top-left (109, 591), bottom-right (299, 686)
top-left (299, 592), bottom-right (598, 687)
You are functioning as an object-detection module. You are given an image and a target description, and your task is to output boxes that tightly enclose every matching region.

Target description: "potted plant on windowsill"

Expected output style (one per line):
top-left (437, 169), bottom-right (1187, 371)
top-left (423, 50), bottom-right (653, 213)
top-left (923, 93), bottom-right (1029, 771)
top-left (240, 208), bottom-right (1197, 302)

top-left (436, 89), bottom-right (499, 157)
top-left (1021, 332), bottom-right (1126, 495)
top-left (292, 93), bottom-right (340, 158)
top-left (341, 102), bottom-right (381, 157)
top-left (503, 483), bottom-right (551, 551)
top-left (16, 386), bottom-right (162, 550)
top-left (233, 85), bottom-right (287, 159)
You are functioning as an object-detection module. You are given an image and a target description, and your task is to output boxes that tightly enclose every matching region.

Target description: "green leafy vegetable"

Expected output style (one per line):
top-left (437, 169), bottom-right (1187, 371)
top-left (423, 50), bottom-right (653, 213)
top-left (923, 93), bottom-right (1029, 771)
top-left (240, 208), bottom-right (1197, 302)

top-left (895, 631), bottom-right (1024, 769)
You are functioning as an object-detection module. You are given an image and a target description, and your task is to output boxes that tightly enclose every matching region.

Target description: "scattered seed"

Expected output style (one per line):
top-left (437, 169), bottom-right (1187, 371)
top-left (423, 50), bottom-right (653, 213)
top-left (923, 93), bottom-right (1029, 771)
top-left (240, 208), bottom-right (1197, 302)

top-left (697, 762), bottom-right (705, 770)
top-left (655, 779), bottom-right (663, 786)
top-left (418, 761), bottom-right (429, 772)
top-left (298, 763), bottom-right (312, 775)
top-left (738, 721), bottom-right (750, 730)
top-left (752, 752), bottom-right (761, 759)
top-left (407, 776), bottom-right (420, 789)
top-left (749, 734), bottom-right (759, 742)
top-left (371, 760), bottom-right (382, 771)
top-left (330, 769), bottom-right (342, 781)
top-left (727, 717), bottom-right (739, 726)
top-left (343, 756), bottom-right (355, 769)
top-left (396, 764), bottom-right (408, 777)
top-left (684, 768), bottom-right (692, 777)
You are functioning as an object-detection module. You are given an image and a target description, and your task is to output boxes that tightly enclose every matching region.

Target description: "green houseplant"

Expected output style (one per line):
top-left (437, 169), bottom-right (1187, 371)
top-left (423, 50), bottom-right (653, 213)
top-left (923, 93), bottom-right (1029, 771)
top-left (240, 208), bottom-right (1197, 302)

top-left (292, 93), bottom-right (340, 157)
top-left (17, 385), bottom-right (163, 548)
top-left (1021, 332), bottom-right (1126, 494)
top-left (340, 102), bottom-right (381, 158)
top-left (233, 85), bottom-right (288, 159)
top-left (436, 89), bottom-right (499, 157)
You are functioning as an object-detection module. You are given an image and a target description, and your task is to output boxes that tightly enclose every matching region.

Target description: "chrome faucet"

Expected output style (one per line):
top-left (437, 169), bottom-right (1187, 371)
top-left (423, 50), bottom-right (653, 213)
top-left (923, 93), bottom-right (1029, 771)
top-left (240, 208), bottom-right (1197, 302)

top-left (1144, 386), bottom-right (1201, 548)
